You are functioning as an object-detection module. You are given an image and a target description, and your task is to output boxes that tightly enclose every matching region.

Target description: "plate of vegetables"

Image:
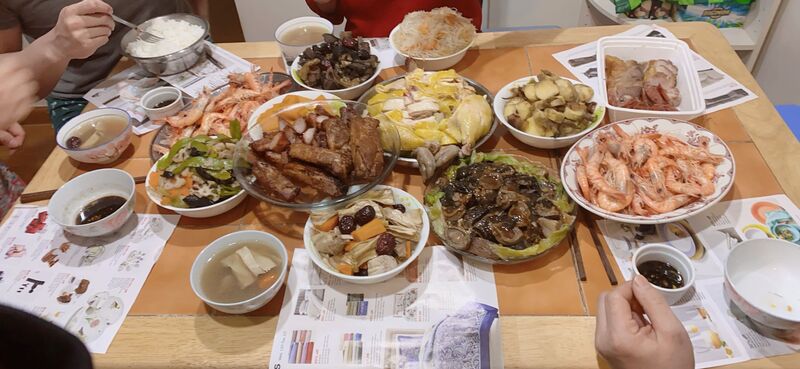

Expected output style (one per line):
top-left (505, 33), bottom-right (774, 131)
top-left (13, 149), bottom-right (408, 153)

top-left (146, 121), bottom-right (247, 218)
top-left (303, 186), bottom-right (429, 284)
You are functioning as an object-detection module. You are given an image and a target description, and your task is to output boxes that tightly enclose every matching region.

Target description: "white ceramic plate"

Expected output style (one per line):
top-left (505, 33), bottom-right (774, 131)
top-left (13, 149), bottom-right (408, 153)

top-left (303, 185), bottom-right (430, 284)
top-left (145, 163), bottom-right (247, 218)
top-left (561, 118), bottom-right (735, 225)
top-left (246, 91), bottom-right (339, 140)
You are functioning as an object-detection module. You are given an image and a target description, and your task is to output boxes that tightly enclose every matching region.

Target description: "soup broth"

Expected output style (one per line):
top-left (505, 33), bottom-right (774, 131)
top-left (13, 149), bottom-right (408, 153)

top-left (279, 23), bottom-right (328, 46)
top-left (66, 115), bottom-right (128, 150)
top-left (201, 242), bottom-right (281, 303)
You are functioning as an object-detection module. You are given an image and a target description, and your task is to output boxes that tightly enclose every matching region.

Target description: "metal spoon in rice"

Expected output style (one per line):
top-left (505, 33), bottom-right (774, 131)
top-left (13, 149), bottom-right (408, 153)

top-left (111, 14), bottom-right (163, 43)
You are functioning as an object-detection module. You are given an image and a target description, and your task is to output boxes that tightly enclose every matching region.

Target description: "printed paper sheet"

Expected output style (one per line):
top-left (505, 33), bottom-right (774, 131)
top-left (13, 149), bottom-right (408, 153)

top-left (598, 195), bottom-right (800, 368)
top-left (553, 24), bottom-right (757, 114)
top-left (269, 247), bottom-right (502, 369)
top-left (0, 206), bottom-right (179, 353)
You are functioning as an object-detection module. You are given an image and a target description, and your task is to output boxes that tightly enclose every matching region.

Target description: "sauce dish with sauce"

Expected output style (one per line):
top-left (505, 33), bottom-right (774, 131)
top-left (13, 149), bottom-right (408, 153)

top-left (632, 243), bottom-right (696, 305)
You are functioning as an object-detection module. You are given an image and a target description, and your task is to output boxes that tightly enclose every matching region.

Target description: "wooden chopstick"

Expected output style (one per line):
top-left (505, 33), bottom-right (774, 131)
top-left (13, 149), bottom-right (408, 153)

top-left (588, 218), bottom-right (618, 285)
top-left (569, 220), bottom-right (587, 281)
top-left (19, 176), bottom-right (146, 204)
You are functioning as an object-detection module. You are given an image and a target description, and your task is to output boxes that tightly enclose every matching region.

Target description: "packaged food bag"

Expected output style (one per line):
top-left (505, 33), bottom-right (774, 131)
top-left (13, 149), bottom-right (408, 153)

top-left (676, 0), bottom-right (754, 28)
top-left (419, 302), bottom-right (500, 369)
top-left (615, 0), bottom-right (678, 20)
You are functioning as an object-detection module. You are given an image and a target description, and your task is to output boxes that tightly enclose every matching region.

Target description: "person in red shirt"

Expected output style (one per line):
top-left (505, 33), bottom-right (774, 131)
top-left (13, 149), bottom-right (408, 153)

top-left (306, 0), bottom-right (482, 37)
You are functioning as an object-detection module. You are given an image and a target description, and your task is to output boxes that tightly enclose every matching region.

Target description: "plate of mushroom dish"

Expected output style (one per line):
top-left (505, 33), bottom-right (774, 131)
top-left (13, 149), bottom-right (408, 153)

top-left (304, 186), bottom-right (430, 284)
top-left (233, 99), bottom-right (400, 211)
top-left (560, 118), bottom-right (735, 225)
top-left (424, 152), bottom-right (576, 264)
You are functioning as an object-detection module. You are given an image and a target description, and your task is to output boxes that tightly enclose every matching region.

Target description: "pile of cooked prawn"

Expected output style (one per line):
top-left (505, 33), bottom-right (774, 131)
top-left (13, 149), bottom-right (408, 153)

top-left (575, 125), bottom-right (724, 215)
top-left (154, 70), bottom-right (291, 155)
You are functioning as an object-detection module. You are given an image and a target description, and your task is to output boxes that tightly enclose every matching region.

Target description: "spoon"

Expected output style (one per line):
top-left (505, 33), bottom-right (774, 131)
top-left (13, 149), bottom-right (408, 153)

top-left (111, 14), bottom-right (163, 43)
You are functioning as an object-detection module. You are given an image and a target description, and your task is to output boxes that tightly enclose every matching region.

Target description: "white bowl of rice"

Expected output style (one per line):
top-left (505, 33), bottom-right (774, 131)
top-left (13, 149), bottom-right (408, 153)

top-left (121, 14), bottom-right (209, 76)
top-left (389, 7), bottom-right (476, 71)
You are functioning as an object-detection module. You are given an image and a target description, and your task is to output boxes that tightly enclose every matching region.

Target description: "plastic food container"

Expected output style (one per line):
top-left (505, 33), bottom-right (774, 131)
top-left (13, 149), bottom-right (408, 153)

top-left (596, 36), bottom-right (706, 121)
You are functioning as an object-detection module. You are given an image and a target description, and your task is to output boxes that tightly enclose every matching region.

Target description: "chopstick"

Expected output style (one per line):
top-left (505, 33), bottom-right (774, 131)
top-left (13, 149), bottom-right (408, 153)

top-left (19, 176), bottom-right (146, 204)
top-left (569, 220), bottom-right (587, 281)
top-left (588, 217), bottom-right (618, 286)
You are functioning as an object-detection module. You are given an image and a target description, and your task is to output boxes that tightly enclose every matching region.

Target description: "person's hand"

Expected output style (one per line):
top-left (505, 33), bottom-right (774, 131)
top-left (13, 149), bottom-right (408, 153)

top-left (595, 275), bottom-right (694, 369)
top-left (0, 122), bottom-right (26, 149)
top-left (50, 0), bottom-right (114, 60)
top-left (0, 57), bottom-right (37, 149)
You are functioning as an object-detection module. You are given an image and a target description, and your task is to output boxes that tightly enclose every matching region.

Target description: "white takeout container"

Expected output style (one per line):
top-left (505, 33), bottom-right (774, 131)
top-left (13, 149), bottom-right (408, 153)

top-left (596, 37), bottom-right (706, 121)
top-left (291, 57), bottom-right (380, 100)
top-left (190, 231), bottom-right (289, 314)
top-left (57, 108), bottom-right (133, 164)
top-left (389, 25), bottom-right (473, 71)
top-left (725, 239), bottom-right (800, 339)
top-left (140, 87), bottom-right (184, 121)
top-left (145, 163), bottom-right (247, 218)
top-left (632, 243), bottom-right (695, 305)
top-left (49, 169), bottom-right (136, 237)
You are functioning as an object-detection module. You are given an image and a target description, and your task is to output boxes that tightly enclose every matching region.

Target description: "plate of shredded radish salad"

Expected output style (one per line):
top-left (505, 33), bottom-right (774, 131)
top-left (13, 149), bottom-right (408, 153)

top-left (147, 120), bottom-right (244, 208)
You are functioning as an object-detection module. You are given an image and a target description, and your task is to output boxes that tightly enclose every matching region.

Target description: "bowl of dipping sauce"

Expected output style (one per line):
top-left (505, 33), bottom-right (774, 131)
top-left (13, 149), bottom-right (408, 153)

top-left (140, 86), bottom-right (184, 121)
top-left (633, 243), bottom-right (695, 305)
top-left (57, 108), bottom-right (133, 164)
top-left (49, 169), bottom-right (136, 237)
top-left (190, 231), bottom-right (289, 314)
top-left (725, 238), bottom-right (800, 340)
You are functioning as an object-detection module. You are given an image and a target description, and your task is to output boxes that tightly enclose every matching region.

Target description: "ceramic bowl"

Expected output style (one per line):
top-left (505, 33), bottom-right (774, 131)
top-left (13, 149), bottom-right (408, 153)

top-left (303, 185), bottom-right (430, 284)
top-left (493, 75), bottom-right (606, 150)
top-left (140, 86), bottom-right (184, 121)
top-left (57, 108), bottom-right (133, 164)
top-left (388, 25), bottom-right (473, 71)
top-left (190, 231), bottom-right (289, 314)
top-left (725, 238), bottom-right (800, 339)
top-left (48, 169), bottom-right (135, 237)
top-left (145, 163), bottom-right (248, 218)
top-left (633, 243), bottom-right (696, 305)
top-left (290, 56), bottom-right (380, 100)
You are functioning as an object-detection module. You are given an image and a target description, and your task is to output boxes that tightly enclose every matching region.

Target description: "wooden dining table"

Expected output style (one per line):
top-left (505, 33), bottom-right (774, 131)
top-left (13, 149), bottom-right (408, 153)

top-left (10, 22), bottom-right (800, 369)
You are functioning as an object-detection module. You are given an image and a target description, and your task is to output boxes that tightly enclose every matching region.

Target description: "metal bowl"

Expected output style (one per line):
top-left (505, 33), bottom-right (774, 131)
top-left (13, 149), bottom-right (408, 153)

top-left (120, 14), bottom-right (209, 76)
top-left (357, 73), bottom-right (497, 167)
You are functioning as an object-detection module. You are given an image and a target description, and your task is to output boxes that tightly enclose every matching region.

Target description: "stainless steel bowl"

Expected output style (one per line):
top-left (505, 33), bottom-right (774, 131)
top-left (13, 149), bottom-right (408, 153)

top-left (120, 14), bottom-right (209, 76)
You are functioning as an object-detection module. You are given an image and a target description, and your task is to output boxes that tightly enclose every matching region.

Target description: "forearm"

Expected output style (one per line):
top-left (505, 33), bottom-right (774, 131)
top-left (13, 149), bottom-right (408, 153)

top-left (315, 0), bottom-right (337, 14)
top-left (12, 32), bottom-right (69, 98)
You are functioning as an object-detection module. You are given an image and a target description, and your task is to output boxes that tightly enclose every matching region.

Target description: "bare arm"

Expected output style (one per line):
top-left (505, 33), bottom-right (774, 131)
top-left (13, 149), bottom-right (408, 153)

top-left (314, 0), bottom-right (337, 14)
top-left (187, 0), bottom-right (209, 20)
top-left (0, 26), bottom-right (69, 99)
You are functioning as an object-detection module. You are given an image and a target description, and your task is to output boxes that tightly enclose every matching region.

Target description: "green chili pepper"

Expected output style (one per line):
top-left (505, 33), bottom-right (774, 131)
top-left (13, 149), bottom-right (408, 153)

top-left (157, 137), bottom-right (190, 171)
top-left (229, 119), bottom-right (242, 140)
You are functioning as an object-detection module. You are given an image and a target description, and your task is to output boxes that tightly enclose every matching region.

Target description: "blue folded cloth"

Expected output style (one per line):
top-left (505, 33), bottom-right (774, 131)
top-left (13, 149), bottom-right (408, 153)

top-left (776, 105), bottom-right (800, 142)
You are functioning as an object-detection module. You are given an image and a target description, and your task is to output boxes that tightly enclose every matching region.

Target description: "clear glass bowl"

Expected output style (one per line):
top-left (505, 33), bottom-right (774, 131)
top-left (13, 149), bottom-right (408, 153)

top-left (234, 100), bottom-right (400, 212)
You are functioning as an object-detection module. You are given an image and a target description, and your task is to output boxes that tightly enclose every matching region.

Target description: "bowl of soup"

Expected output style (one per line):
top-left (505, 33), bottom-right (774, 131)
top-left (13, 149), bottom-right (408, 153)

top-left (190, 231), bottom-right (289, 314)
top-left (57, 108), bottom-right (133, 164)
top-left (49, 169), bottom-right (136, 237)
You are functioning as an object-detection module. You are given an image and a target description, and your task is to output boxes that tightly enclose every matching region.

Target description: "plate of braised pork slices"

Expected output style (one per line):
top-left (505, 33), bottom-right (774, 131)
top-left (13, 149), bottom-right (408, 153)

top-left (233, 99), bottom-right (400, 211)
top-left (561, 118), bottom-right (734, 225)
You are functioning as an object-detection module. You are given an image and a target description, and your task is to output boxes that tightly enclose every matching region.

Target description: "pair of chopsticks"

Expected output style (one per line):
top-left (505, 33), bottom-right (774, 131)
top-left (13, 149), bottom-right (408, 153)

top-left (19, 176), bottom-right (146, 204)
top-left (570, 210), bottom-right (618, 285)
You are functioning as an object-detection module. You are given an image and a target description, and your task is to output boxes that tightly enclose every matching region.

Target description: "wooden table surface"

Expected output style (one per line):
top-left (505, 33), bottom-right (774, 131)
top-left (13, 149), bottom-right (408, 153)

top-left (13, 22), bottom-right (800, 369)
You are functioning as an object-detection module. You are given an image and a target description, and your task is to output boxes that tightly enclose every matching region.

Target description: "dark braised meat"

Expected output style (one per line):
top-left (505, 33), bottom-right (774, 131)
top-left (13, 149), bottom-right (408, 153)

top-left (282, 162), bottom-right (344, 197)
top-left (322, 117), bottom-right (350, 150)
top-left (297, 32), bottom-right (379, 90)
top-left (288, 143), bottom-right (352, 179)
top-left (350, 115), bottom-right (384, 179)
top-left (251, 131), bottom-right (289, 153)
top-left (252, 159), bottom-right (300, 201)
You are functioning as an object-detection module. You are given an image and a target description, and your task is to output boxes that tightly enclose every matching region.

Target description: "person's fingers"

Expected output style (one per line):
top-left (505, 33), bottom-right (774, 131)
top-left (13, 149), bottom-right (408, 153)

top-left (79, 13), bottom-right (114, 30)
top-left (595, 292), bottom-right (609, 343)
top-left (73, 0), bottom-right (113, 16)
top-left (81, 24), bottom-right (113, 39)
top-left (7, 123), bottom-right (25, 148)
top-left (605, 282), bottom-right (640, 335)
top-left (0, 130), bottom-right (17, 148)
top-left (632, 275), bottom-right (684, 334)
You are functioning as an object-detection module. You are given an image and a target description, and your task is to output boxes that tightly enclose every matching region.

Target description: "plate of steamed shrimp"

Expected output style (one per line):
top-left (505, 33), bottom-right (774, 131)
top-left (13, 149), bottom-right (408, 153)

top-left (149, 71), bottom-right (295, 161)
top-left (561, 118), bottom-right (735, 224)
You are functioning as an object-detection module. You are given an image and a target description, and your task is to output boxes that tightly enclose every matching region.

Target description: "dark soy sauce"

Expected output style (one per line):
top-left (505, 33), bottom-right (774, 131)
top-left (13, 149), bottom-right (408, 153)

top-left (637, 260), bottom-right (685, 289)
top-left (152, 99), bottom-right (177, 109)
top-left (75, 196), bottom-right (127, 225)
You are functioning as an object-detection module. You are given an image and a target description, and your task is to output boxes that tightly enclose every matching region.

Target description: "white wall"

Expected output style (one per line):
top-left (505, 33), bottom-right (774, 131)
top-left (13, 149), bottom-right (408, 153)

top-left (233, 0), bottom-right (344, 41)
top-left (485, 0), bottom-right (597, 30)
top-left (753, 0), bottom-right (800, 105)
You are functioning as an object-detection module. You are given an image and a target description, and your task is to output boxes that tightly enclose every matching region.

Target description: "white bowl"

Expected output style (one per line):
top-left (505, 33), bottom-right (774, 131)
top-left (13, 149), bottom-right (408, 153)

top-left (275, 17), bottom-right (334, 67)
top-left (145, 163), bottom-right (247, 218)
top-left (57, 108), bottom-right (133, 164)
top-left (291, 57), bottom-right (379, 100)
top-left (140, 86), bottom-right (184, 121)
top-left (246, 90), bottom-right (339, 139)
top-left (597, 37), bottom-right (706, 121)
top-left (633, 243), bottom-right (695, 305)
top-left (303, 185), bottom-right (430, 284)
top-left (49, 169), bottom-right (135, 237)
top-left (190, 230), bottom-right (289, 314)
top-left (388, 25), bottom-right (473, 71)
top-left (725, 239), bottom-right (800, 338)
top-left (493, 75), bottom-right (606, 149)
top-left (561, 118), bottom-right (735, 225)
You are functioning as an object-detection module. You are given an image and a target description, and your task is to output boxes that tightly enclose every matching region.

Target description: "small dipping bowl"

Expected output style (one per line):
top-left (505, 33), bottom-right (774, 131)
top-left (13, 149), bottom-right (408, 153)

top-left (725, 238), bottom-right (800, 341)
top-left (48, 169), bottom-right (136, 237)
top-left (632, 243), bottom-right (695, 305)
top-left (57, 108), bottom-right (133, 164)
top-left (190, 231), bottom-right (289, 314)
top-left (140, 87), bottom-right (184, 121)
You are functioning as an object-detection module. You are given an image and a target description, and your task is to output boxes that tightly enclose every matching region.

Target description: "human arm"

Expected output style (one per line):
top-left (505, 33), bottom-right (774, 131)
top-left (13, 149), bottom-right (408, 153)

top-left (305, 0), bottom-right (343, 25)
top-left (0, 0), bottom-right (114, 98)
top-left (0, 55), bottom-right (37, 148)
top-left (186, 0), bottom-right (209, 20)
top-left (595, 275), bottom-right (694, 369)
